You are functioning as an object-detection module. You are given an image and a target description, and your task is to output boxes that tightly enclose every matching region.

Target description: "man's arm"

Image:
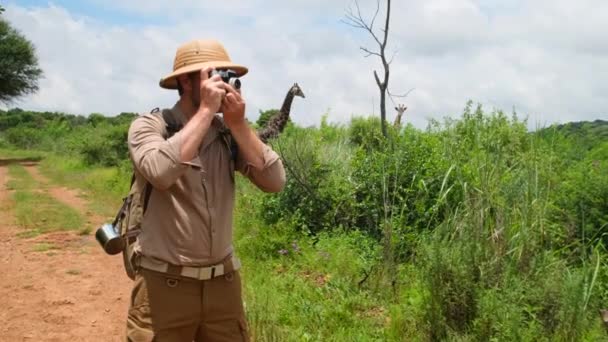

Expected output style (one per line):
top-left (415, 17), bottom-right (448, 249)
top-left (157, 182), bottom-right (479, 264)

top-left (231, 122), bottom-right (286, 192)
top-left (128, 114), bottom-right (189, 190)
top-left (222, 84), bottom-right (286, 192)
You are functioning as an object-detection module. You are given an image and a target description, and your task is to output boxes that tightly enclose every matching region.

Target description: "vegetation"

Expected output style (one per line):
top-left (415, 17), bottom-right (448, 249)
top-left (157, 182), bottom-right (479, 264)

top-left (1, 104), bottom-right (607, 340)
top-left (256, 109), bottom-right (281, 128)
top-left (0, 13), bottom-right (43, 103)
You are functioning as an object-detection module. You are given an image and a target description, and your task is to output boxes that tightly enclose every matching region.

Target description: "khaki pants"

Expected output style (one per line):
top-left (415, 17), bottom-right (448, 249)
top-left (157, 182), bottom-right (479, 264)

top-left (126, 268), bottom-right (249, 342)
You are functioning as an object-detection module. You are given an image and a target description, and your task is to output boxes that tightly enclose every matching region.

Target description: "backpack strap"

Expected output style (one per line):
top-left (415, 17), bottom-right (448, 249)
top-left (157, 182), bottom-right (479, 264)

top-left (215, 117), bottom-right (239, 163)
top-left (230, 134), bottom-right (239, 162)
top-left (160, 108), bottom-right (183, 138)
top-left (142, 181), bottom-right (153, 213)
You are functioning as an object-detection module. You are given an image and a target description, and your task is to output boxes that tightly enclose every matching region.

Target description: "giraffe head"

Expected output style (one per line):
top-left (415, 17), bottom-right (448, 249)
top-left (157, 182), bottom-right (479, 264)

top-left (290, 83), bottom-right (305, 98)
top-left (395, 104), bottom-right (407, 114)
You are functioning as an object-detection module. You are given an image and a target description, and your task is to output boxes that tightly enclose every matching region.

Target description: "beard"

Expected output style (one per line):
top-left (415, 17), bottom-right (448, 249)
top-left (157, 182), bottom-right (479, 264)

top-left (191, 96), bottom-right (200, 109)
top-left (190, 89), bottom-right (201, 109)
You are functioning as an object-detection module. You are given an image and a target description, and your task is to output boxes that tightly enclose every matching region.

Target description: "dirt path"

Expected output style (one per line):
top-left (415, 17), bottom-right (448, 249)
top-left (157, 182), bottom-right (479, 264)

top-left (23, 165), bottom-right (105, 226)
top-left (0, 164), bottom-right (132, 341)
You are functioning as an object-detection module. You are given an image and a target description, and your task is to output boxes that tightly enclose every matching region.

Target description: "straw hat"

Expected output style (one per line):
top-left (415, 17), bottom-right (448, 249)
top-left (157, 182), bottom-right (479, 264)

top-left (159, 39), bottom-right (248, 89)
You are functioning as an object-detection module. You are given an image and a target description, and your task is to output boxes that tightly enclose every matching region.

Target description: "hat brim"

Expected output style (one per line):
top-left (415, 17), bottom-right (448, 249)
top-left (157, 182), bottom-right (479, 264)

top-left (159, 61), bottom-right (248, 89)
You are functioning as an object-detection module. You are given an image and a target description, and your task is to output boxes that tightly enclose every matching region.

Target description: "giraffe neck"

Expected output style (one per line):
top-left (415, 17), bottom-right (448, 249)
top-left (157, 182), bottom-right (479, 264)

top-left (256, 88), bottom-right (298, 143)
top-left (280, 90), bottom-right (295, 115)
top-left (394, 111), bottom-right (405, 127)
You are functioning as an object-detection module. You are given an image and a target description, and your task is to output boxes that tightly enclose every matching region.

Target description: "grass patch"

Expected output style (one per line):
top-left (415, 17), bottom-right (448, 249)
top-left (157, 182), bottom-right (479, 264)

top-left (0, 147), bottom-right (44, 161)
top-left (78, 227), bottom-right (92, 236)
top-left (66, 269), bottom-right (81, 276)
top-left (237, 224), bottom-right (392, 341)
top-left (8, 163), bottom-right (85, 236)
top-left (16, 230), bottom-right (42, 239)
top-left (32, 242), bottom-right (56, 252)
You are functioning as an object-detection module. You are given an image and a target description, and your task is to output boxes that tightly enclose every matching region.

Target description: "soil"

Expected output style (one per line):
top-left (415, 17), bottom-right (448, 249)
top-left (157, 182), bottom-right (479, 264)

top-left (0, 164), bottom-right (132, 341)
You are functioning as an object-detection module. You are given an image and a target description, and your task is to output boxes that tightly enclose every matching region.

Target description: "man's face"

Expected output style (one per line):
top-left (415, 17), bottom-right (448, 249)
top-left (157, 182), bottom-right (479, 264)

top-left (188, 72), bottom-right (201, 109)
top-left (179, 69), bottom-right (242, 111)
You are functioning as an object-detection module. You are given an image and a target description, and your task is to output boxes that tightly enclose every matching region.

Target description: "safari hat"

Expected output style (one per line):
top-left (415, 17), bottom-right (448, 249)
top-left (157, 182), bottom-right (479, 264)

top-left (159, 39), bottom-right (248, 89)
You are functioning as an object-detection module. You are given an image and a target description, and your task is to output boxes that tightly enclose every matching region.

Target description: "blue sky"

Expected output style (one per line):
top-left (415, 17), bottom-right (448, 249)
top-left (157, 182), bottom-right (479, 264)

top-left (10, 0), bottom-right (171, 26)
top-left (3, 0), bottom-right (607, 128)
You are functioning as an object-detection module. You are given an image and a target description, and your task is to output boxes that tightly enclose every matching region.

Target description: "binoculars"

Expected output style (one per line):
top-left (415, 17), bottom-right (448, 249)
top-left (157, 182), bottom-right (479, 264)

top-left (210, 69), bottom-right (241, 90)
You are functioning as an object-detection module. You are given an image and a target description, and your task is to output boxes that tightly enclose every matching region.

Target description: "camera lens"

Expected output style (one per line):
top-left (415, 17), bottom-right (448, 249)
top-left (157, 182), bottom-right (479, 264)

top-left (229, 78), bottom-right (241, 90)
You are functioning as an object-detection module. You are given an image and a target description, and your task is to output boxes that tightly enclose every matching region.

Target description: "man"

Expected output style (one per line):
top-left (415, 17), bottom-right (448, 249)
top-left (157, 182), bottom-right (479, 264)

top-left (126, 39), bottom-right (286, 341)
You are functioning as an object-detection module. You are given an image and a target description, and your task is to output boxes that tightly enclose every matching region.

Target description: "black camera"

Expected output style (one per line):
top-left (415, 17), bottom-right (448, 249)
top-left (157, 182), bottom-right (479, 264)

top-left (210, 69), bottom-right (241, 90)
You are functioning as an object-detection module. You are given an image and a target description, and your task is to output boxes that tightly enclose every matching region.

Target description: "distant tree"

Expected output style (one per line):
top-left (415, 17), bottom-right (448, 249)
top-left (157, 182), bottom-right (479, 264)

top-left (87, 113), bottom-right (107, 127)
top-left (0, 16), bottom-right (43, 103)
top-left (112, 112), bottom-right (138, 125)
top-left (343, 0), bottom-right (412, 137)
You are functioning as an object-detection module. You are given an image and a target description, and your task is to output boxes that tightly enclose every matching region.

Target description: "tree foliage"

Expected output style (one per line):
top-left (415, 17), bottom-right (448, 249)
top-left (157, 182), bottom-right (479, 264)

top-left (256, 109), bottom-right (280, 128)
top-left (0, 17), bottom-right (43, 103)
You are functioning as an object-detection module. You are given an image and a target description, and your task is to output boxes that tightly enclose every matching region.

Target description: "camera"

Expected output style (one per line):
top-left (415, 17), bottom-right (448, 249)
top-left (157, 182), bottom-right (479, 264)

top-left (210, 69), bottom-right (241, 90)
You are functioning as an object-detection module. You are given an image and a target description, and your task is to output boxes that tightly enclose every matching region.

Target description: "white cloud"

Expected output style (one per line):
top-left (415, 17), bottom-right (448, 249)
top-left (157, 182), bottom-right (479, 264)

top-left (2, 0), bottom-right (607, 129)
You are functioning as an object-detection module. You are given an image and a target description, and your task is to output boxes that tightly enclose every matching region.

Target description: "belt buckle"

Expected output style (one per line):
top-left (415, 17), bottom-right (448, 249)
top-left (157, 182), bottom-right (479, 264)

top-left (206, 263), bottom-right (224, 280)
top-left (198, 267), bottom-right (212, 280)
top-left (180, 261), bottom-right (228, 280)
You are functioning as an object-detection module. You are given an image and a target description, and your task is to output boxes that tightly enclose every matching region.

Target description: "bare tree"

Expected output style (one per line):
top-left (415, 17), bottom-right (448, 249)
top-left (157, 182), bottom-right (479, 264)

top-left (343, 0), bottom-right (410, 137)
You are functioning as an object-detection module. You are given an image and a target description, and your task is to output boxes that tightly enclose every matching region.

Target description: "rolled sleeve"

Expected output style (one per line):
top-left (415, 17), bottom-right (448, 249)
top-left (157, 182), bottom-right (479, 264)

top-left (237, 144), bottom-right (286, 193)
top-left (128, 114), bottom-right (188, 190)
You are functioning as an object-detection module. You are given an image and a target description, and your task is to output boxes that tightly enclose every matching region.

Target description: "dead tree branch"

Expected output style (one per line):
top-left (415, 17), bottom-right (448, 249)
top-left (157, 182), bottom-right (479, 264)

top-left (343, 0), bottom-right (392, 137)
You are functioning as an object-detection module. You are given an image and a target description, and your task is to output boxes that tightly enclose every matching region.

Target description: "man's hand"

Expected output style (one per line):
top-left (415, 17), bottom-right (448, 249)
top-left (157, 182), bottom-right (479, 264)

top-left (197, 67), bottom-right (226, 115)
top-left (221, 84), bottom-right (246, 129)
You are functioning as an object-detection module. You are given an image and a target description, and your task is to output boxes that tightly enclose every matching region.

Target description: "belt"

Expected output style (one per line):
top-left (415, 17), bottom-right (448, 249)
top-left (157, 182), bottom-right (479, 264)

top-left (138, 255), bottom-right (241, 280)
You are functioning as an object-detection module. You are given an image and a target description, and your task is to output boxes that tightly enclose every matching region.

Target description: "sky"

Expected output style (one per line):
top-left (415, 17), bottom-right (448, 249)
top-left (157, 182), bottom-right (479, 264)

top-left (2, 0), bottom-right (607, 129)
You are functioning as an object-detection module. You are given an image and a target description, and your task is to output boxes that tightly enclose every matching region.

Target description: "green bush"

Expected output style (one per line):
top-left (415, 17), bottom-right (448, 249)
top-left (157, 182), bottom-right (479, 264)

top-left (260, 124), bottom-right (356, 235)
top-left (79, 123), bottom-right (130, 167)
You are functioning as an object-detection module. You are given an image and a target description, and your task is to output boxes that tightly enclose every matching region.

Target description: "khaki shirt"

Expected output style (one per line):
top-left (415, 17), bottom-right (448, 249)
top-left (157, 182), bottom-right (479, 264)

top-left (128, 103), bottom-right (286, 266)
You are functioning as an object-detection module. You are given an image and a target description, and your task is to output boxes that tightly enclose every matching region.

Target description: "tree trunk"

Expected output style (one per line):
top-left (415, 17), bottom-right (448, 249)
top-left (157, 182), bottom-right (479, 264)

top-left (380, 87), bottom-right (387, 137)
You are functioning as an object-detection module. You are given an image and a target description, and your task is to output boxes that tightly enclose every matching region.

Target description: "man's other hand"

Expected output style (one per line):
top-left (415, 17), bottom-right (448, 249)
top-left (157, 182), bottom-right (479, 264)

top-left (222, 83), bottom-right (246, 129)
top-left (198, 67), bottom-right (226, 115)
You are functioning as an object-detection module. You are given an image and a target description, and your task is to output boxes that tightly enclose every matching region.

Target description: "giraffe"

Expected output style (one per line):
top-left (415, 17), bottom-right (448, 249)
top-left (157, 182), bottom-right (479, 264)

top-left (257, 83), bottom-right (305, 143)
top-left (393, 104), bottom-right (407, 128)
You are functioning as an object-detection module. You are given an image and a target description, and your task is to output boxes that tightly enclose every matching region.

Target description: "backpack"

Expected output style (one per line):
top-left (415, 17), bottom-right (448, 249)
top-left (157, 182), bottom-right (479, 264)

top-left (114, 108), bottom-right (238, 280)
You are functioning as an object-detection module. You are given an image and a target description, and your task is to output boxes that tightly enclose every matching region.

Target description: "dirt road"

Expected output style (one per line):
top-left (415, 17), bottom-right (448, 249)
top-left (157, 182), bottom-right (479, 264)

top-left (0, 164), bottom-right (132, 341)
